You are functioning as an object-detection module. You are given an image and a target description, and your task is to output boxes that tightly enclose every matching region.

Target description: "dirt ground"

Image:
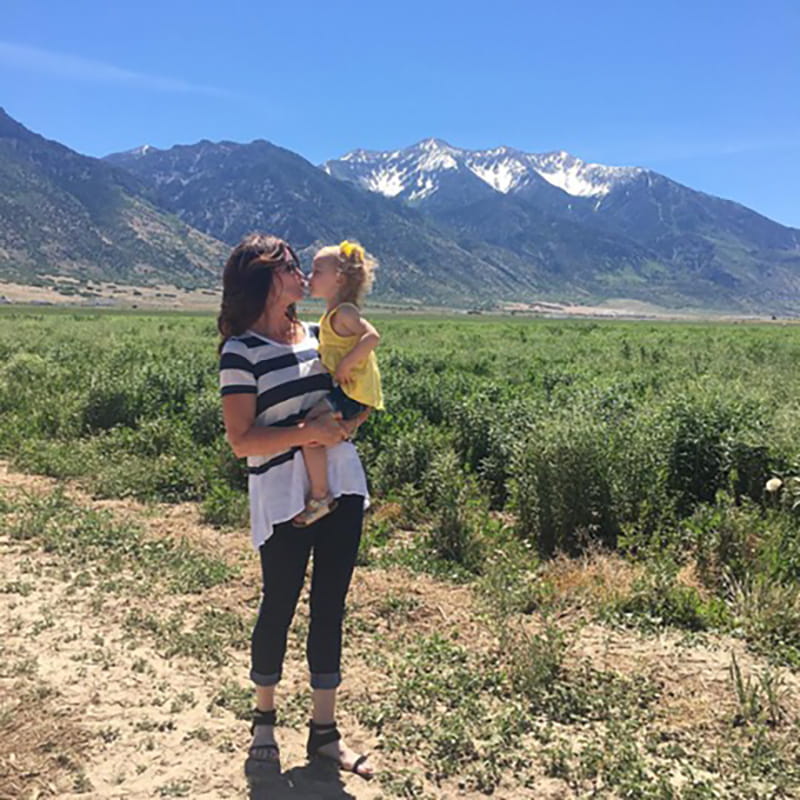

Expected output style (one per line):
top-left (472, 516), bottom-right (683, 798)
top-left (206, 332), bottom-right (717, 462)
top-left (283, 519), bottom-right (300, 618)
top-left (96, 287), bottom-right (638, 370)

top-left (0, 279), bottom-right (221, 311)
top-left (3, 278), bottom-right (792, 323)
top-left (1, 461), bottom-right (798, 799)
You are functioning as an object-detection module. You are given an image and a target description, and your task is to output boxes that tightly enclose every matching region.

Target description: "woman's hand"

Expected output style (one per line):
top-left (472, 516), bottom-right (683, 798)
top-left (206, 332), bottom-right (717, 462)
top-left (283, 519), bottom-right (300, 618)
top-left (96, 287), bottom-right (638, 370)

top-left (340, 408), bottom-right (371, 440)
top-left (303, 411), bottom-right (348, 447)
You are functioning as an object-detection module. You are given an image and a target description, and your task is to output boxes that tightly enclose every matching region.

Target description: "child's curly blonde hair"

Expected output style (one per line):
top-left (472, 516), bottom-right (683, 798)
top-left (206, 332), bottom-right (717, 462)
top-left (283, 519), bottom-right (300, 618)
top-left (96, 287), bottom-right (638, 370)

top-left (316, 240), bottom-right (378, 307)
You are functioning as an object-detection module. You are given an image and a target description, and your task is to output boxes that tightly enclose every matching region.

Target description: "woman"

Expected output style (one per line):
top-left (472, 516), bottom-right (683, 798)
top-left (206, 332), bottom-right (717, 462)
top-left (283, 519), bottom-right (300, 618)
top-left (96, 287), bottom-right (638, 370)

top-left (218, 233), bottom-right (373, 779)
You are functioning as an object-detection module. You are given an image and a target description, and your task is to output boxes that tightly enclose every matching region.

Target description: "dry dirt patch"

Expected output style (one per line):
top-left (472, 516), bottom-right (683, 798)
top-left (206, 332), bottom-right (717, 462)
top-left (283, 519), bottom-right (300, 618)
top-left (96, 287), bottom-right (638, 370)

top-left (1, 461), bottom-right (799, 798)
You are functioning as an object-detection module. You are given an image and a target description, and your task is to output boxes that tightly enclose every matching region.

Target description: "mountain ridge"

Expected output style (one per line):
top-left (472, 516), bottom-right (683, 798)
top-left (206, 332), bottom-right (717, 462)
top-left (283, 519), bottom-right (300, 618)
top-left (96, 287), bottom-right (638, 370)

top-left (2, 106), bottom-right (799, 312)
top-left (106, 134), bottom-right (544, 303)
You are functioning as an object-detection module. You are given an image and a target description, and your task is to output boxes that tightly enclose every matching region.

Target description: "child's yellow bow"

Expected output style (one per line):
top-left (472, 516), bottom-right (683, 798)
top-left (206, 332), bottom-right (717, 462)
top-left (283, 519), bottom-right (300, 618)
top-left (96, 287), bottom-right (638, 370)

top-left (339, 240), bottom-right (365, 261)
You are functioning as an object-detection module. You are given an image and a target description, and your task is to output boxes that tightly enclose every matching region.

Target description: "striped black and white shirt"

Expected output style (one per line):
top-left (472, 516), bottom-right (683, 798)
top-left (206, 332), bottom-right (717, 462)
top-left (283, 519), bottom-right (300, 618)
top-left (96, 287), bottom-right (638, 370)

top-left (219, 323), bottom-right (369, 549)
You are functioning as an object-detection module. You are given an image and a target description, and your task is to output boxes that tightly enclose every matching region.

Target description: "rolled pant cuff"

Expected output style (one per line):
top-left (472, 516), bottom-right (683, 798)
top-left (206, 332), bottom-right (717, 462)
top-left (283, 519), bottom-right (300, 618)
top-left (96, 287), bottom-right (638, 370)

top-left (251, 669), bottom-right (281, 687)
top-left (310, 672), bottom-right (341, 690)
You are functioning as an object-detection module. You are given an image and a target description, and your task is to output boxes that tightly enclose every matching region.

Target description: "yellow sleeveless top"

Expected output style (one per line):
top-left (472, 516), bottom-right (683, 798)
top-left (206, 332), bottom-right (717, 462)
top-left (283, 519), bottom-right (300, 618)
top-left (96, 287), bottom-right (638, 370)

top-left (319, 306), bottom-right (384, 410)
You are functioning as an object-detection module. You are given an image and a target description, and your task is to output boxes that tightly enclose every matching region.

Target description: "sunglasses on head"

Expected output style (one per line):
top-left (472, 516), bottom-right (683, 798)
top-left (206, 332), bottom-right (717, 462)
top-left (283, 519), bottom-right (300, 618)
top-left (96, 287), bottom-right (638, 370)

top-left (249, 245), bottom-right (301, 274)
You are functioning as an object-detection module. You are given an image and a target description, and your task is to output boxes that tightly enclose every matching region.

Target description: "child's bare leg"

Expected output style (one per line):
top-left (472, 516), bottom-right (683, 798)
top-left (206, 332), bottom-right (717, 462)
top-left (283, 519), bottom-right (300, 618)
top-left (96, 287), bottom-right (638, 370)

top-left (302, 445), bottom-right (329, 500)
top-left (302, 402), bottom-right (332, 500)
top-left (293, 402), bottom-right (337, 526)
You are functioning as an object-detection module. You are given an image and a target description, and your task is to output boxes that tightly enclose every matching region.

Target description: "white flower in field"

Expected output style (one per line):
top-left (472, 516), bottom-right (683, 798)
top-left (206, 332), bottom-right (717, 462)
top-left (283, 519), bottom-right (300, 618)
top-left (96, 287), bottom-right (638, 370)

top-left (765, 477), bottom-right (783, 493)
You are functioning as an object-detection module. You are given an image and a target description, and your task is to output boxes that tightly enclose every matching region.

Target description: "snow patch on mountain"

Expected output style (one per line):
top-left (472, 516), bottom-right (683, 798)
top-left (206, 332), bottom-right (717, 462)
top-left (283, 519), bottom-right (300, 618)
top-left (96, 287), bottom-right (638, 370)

top-left (324, 139), bottom-right (643, 202)
top-left (366, 168), bottom-right (405, 197)
top-left (467, 158), bottom-right (527, 193)
top-left (120, 144), bottom-right (158, 159)
top-left (532, 151), bottom-right (641, 197)
top-left (409, 175), bottom-right (438, 202)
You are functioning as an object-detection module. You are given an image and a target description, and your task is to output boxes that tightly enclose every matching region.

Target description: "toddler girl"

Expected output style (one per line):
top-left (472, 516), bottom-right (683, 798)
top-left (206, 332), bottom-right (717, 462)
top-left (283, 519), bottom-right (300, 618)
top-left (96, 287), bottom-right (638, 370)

top-left (293, 240), bottom-right (383, 526)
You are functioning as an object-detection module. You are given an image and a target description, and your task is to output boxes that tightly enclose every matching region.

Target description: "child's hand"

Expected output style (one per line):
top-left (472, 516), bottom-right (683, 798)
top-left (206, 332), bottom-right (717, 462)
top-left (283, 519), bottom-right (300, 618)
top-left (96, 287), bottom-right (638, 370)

top-left (335, 359), bottom-right (356, 386)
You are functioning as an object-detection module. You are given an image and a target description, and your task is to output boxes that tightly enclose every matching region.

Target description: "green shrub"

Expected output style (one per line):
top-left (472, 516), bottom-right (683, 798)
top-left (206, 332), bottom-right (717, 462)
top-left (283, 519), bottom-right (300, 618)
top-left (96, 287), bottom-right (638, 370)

top-left (506, 621), bottom-right (566, 705)
top-left (200, 483), bottom-right (248, 528)
top-left (727, 575), bottom-right (800, 666)
top-left (11, 438), bottom-right (98, 480)
top-left (82, 379), bottom-right (145, 431)
top-left (662, 394), bottom-right (767, 516)
top-left (423, 449), bottom-right (486, 572)
top-left (187, 388), bottom-right (223, 446)
top-left (478, 534), bottom-right (544, 617)
top-left (0, 351), bottom-right (50, 387)
top-left (212, 438), bottom-right (248, 491)
top-left (511, 415), bottom-right (618, 556)
top-left (93, 452), bottom-right (210, 503)
top-left (370, 421), bottom-right (445, 495)
top-left (606, 408), bottom-right (677, 546)
top-left (451, 394), bottom-right (527, 509)
top-left (684, 496), bottom-right (800, 591)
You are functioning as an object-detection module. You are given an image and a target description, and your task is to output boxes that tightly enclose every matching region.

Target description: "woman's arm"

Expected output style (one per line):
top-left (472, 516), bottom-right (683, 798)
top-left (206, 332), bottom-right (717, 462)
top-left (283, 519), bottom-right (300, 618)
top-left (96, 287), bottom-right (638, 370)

top-left (222, 393), bottom-right (347, 458)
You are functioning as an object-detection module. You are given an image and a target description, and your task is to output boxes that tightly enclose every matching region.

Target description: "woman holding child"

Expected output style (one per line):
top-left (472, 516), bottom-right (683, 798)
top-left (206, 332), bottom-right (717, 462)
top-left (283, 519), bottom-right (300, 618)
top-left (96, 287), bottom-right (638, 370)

top-left (218, 232), bottom-right (381, 780)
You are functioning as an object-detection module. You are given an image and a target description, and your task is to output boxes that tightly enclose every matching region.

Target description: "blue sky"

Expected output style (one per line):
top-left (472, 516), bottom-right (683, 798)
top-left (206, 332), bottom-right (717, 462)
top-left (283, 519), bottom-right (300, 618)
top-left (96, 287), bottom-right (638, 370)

top-left (2, 0), bottom-right (798, 226)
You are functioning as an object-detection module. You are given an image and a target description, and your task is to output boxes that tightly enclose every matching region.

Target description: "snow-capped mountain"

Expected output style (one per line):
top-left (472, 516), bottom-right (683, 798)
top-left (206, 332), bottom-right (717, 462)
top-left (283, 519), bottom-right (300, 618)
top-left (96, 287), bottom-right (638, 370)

top-left (323, 139), bottom-right (643, 207)
top-left (6, 102), bottom-right (800, 312)
top-left (524, 150), bottom-right (642, 198)
top-left (103, 137), bottom-right (548, 303)
top-left (99, 127), bottom-right (800, 313)
top-left (323, 137), bottom-right (800, 311)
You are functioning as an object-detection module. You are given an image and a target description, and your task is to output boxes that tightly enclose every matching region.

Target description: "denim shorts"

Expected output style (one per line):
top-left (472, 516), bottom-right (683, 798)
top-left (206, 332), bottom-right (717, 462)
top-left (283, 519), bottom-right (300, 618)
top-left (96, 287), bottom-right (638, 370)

top-left (326, 384), bottom-right (369, 420)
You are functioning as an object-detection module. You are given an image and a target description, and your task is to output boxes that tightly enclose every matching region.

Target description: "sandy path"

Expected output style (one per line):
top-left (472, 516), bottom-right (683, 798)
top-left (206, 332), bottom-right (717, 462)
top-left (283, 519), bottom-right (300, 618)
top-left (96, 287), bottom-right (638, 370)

top-left (1, 542), bottom-right (388, 799)
top-left (0, 463), bottom-right (382, 800)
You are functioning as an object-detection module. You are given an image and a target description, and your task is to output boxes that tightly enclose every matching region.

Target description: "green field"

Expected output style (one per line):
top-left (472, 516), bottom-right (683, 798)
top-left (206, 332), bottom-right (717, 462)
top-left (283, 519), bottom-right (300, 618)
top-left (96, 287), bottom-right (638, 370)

top-left (2, 308), bottom-right (800, 656)
top-left (2, 307), bottom-right (800, 796)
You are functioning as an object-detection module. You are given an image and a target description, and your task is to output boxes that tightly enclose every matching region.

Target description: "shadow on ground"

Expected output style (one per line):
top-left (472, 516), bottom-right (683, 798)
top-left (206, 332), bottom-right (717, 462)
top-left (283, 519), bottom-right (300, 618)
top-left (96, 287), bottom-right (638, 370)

top-left (246, 756), bottom-right (360, 799)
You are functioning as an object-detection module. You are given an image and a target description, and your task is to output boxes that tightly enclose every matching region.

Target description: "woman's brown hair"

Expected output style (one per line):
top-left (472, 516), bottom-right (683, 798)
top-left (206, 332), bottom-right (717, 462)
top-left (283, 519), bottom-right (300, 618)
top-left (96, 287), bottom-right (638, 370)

top-left (217, 233), bottom-right (301, 348)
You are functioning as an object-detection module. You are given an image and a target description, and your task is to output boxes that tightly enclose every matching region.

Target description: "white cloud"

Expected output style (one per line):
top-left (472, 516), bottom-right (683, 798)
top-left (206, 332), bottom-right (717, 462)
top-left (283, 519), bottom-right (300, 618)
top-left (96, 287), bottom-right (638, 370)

top-left (0, 41), bottom-right (231, 97)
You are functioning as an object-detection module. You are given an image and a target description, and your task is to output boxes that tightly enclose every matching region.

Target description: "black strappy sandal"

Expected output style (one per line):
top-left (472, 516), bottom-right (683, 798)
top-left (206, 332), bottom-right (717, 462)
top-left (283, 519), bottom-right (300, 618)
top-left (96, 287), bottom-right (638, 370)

top-left (248, 708), bottom-right (280, 764)
top-left (306, 719), bottom-right (372, 780)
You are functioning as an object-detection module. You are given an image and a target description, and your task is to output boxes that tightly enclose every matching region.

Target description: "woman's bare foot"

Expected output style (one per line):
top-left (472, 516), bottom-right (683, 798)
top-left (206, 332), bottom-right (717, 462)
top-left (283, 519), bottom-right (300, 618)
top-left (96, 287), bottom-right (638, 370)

top-left (316, 738), bottom-right (373, 778)
top-left (249, 719), bottom-right (280, 764)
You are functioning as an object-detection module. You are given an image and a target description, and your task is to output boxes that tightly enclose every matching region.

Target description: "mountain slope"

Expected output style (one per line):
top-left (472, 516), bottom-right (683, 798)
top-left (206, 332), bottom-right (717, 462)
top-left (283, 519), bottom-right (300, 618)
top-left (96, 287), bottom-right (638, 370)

top-left (0, 109), bottom-right (227, 288)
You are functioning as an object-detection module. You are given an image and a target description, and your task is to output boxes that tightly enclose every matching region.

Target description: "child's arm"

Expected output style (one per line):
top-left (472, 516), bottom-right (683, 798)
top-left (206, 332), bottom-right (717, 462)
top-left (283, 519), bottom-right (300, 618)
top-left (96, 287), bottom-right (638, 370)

top-left (331, 304), bottom-right (380, 387)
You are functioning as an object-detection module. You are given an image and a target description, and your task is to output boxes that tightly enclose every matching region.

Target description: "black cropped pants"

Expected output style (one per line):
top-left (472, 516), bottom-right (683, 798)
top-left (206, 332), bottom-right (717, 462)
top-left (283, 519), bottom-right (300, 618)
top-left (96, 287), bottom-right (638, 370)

top-left (250, 494), bottom-right (363, 690)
